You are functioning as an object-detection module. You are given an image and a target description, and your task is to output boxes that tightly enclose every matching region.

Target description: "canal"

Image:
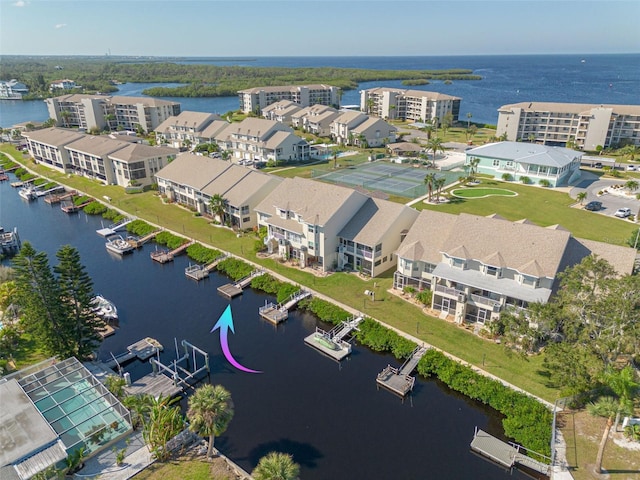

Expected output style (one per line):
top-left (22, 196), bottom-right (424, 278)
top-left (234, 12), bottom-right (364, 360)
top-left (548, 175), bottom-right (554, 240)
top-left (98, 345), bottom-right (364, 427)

top-left (0, 175), bottom-right (531, 479)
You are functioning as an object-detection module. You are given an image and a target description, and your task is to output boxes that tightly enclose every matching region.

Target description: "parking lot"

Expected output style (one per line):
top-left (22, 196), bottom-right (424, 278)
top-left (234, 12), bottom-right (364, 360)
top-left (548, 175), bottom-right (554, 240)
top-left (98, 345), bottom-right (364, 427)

top-left (571, 173), bottom-right (640, 220)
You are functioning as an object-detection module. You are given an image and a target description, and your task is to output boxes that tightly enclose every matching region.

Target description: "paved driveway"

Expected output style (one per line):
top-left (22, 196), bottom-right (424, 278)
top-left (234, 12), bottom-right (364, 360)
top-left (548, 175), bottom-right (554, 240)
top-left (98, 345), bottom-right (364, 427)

top-left (570, 172), bottom-right (640, 219)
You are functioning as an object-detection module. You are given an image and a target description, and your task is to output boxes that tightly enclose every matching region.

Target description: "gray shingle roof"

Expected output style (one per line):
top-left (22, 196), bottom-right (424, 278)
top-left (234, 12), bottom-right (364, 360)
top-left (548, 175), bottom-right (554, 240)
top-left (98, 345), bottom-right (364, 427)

top-left (65, 135), bottom-right (129, 157)
top-left (108, 144), bottom-right (178, 163)
top-left (23, 127), bottom-right (85, 147)
top-left (155, 153), bottom-right (231, 190)
top-left (466, 141), bottom-right (581, 168)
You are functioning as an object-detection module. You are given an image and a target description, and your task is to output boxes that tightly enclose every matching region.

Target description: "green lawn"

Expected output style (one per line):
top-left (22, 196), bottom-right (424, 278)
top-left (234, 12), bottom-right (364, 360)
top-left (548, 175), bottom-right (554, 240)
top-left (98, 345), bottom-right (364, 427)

top-left (418, 179), bottom-right (637, 246)
top-left (451, 187), bottom-right (517, 198)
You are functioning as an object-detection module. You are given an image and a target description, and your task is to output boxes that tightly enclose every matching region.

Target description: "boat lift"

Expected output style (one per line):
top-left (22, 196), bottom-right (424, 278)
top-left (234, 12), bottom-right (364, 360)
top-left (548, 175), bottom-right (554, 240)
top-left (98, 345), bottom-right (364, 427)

top-left (149, 339), bottom-right (210, 390)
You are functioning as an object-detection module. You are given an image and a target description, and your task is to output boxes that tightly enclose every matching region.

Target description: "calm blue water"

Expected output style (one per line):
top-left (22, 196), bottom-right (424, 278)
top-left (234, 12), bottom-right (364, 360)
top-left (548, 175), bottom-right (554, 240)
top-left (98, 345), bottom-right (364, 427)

top-left (0, 173), bottom-right (532, 479)
top-left (1, 54), bottom-right (638, 128)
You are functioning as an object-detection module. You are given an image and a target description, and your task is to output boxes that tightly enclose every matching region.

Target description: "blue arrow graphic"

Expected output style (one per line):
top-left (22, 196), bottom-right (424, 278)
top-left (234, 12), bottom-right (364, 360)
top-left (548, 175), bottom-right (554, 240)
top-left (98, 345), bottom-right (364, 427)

top-left (211, 305), bottom-right (262, 374)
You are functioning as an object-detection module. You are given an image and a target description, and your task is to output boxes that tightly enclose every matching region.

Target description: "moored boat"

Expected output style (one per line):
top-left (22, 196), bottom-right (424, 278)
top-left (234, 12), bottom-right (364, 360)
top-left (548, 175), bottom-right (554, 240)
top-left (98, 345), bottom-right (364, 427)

top-left (105, 235), bottom-right (134, 255)
top-left (18, 185), bottom-right (37, 201)
top-left (91, 294), bottom-right (118, 321)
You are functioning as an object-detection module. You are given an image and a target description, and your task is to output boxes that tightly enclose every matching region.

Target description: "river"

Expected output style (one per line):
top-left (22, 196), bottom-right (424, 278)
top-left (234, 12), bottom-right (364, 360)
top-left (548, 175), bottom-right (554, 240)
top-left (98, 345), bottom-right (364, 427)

top-left (0, 172), bottom-right (533, 479)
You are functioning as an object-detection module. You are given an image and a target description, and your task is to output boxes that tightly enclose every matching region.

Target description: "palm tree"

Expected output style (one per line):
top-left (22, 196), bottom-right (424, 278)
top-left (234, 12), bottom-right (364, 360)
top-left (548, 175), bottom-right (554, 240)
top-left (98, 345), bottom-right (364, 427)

top-left (221, 150), bottom-right (231, 162)
top-left (252, 452), bottom-right (300, 480)
top-left (209, 194), bottom-right (227, 224)
top-left (466, 112), bottom-right (472, 130)
top-left (467, 156), bottom-right (481, 182)
top-left (625, 180), bottom-right (639, 192)
top-left (187, 384), bottom-right (234, 458)
top-left (60, 110), bottom-right (71, 128)
top-left (576, 192), bottom-right (587, 205)
top-left (434, 176), bottom-right (446, 201)
top-left (426, 137), bottom-right (445, 162)
top-left (424, 172), bottom-right (436, 202)
top-left (366, 98), bottom-right (375, 115)
top-left (587, 396), bottom-right (632, 474)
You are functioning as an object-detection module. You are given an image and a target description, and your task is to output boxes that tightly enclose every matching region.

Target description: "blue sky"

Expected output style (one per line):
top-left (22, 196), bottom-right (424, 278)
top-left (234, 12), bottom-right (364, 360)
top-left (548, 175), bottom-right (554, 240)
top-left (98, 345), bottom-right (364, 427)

top-left (1, 0), bottom-right (638, 57)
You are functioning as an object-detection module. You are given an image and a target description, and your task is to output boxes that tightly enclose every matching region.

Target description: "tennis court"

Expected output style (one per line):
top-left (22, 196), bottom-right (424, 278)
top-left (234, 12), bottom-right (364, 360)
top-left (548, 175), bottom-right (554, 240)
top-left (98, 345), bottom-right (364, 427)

top-left (312, 161), bottom-right (460, 198)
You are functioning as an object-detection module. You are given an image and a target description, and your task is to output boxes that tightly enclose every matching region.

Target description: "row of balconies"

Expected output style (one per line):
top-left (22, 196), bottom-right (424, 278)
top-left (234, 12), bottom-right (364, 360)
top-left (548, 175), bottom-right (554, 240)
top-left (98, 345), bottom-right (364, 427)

top-left (433, 284), bottom-right (502, 312)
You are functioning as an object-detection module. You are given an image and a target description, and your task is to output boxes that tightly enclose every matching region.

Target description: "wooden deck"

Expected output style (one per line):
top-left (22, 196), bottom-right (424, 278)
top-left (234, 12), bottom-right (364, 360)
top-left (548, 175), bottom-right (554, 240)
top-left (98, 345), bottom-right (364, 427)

top-left (304, 330), bottom-right (352, 361)
top-left (97, 324), bottom-right (116, 339)
top-left (124, 372), bottom-right (182, 398)
top-left (376, 346), bottom-right (428, 397)
top-left (151, 249), bottom-right (173, 263)
top-left (185, 264), bottom-right (209, 281)
top-left (470, 428), bottom-right (551, 476)
top-left (103, 337), bottom-right (163, 369)
top-left (259, 303), bottom-right (288, 324)
top-left (217, 283), bottom-right (243, 298)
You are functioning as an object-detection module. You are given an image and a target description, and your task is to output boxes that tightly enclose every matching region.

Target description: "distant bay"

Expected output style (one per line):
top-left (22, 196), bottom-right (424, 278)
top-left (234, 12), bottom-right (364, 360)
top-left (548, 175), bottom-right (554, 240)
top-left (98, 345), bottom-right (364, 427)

top-left (1, 53), bottom-right (638, 128)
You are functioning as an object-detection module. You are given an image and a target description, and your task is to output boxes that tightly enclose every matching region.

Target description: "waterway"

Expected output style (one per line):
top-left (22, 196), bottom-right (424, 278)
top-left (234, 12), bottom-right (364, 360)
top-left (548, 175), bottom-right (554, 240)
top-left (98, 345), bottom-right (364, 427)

top-left (0, 173), bottom-right (533, 479)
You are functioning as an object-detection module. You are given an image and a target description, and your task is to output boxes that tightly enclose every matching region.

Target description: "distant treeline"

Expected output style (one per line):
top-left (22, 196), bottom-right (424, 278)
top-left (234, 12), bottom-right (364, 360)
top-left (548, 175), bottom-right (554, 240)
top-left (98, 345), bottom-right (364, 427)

top-left (0, 56), bottom-right (481, 99)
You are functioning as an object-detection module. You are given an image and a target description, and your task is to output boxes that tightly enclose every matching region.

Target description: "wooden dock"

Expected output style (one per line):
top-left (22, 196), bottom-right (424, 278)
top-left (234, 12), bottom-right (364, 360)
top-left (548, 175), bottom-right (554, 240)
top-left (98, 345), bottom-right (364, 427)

top-left (45, 190), bottom-right (75, 204)
top-left (304, 315), bottom-right (364, 361)
top-left (0, 173), bottom-right (8, 182)
top-left (259, 289), bottom-right (310, 324)
top-left (61, 199), bottom-right (91, 213)
top-left (205, 254), bottom-right (229, 271)
top-left (376, 345), bottom-right (428, 396)
top-left (470, 428), bottom-right (551, 476)
top-left (150, 240), bottom-right (194, 264)
top-left (97, 324), bottom-right (116, 339)
top-left (185, 263), bottom-right (209, 281)
top-left (104, 337), bottom-right (163, 369)
top-left (96, 218), bottom-right (134, 237)
top-left (218, 269), bottom-right (264, 298)
top-left (124, 372), bottom-right (182, 398)
top-left (128, 230), bottom-right (160, 248)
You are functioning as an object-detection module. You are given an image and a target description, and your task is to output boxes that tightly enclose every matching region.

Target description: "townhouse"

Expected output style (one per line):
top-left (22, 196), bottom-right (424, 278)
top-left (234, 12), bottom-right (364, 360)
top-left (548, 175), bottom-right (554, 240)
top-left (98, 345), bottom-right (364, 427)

top-left (394, 210), bottom-right (637, 326)
top-left (330, 111), bottom-right (368, 145)
top-left (261, 100), bottom-right (302, 125)
top-left (214, 118), bottom-right (309, 164)
top-left (255, 177), bottom-right (416, 276)
top-left (46, 94), bottom-right (181, 133)
top-left (154, 111), bottom-right (225, 149)
top-left (238, 85), bottom-right (340, 114)
top-left (496, 101), bottom-right (640, 150)
top-left (155, 153), bottom-right (282, 229)
top-left (465, 141), bottom-right (582, 187)
top-left (23, 127), bottom-right (177, 186)
top-left (360, 87), bottom-right (461, 123)
top-left (349, 116), bottom-right (397, 148)
top-left (291, 104), bottom-right (339, 137)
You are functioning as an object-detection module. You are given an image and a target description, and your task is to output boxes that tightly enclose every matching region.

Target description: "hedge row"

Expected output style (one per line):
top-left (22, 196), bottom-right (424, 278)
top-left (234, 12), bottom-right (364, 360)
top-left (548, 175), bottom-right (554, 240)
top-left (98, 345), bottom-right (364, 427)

top-left (354, 318), bottom-right (417, 359)
top-left (417, 349), bottom-right (553, 456)
top-left (126, 220), bottom-right (157, 237)
top-left (84, 202), bottom-right (108, 215)
top-left (186, 243), bottom-right (221, 264)
top-left (298, 297), bottom-right (352, 326)
top-left (155, 231), bottom-right (188, 250)
top-left (215, 257), bottom-right (253, 280)
top-left (73, 195), bottom-right (91, 206)
top-left (250, 274), bottom-right (301, 303)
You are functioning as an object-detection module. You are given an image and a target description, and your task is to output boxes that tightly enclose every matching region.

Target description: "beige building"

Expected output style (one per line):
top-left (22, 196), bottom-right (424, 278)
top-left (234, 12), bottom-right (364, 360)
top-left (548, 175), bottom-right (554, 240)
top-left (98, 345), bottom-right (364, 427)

top-left (255, 177), bottom-right (417, 276)
top-left (360, 87), bottom-right (461, 123)
top-left (23, 127), bottom-right (86, 173)
top-left (154, 111), bottom-right (225, 149)
top-left (46, 94), bottom-right (181, 133)
top-left (238, 84), bottom-right (340, 114)
top-left (215, 118), bottom-right (309, 164)
top-left (497, 102), bottom-right (640, 150)
top-left (261, 100), bottom-right (303, 125)
top-left (394, 211), bottom-right (637, 326)
top-left (108, 143), bottom-right (178, 187)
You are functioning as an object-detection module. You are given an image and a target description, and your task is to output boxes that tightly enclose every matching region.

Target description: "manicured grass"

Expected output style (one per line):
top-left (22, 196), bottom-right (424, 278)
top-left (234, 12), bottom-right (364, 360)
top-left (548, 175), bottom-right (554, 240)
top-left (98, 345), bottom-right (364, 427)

top-left (134, 457), bottom-right (235, 480)
top-left (418, 179), bottom-right (637, 246)
top-left (0, 146), bottom-right (561, 401)
top-left (451, 187), bottom-right (517, 198)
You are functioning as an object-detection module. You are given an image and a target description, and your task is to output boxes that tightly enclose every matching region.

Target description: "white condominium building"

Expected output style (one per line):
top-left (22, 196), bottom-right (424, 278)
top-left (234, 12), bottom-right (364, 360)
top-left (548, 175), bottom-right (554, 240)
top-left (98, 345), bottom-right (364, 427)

top-left (238, 84), bottom-right (340, 113)
top-left (360, 87), bottom-right (461, 123)
top-left (497, 102), bottom-right (640, 150)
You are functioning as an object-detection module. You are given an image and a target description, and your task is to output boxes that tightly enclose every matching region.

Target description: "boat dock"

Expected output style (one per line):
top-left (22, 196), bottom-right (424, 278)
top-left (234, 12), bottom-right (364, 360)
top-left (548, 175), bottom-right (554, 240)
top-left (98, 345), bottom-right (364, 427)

top-left (470, 428), bottom-right (551, 476)
top-left (376, 345), bottom-right (429, 396)
top-left (259, 289), bottom-right (311, 324)
top-left (35, 185), bottom-right (65, 197)
top-left (127, 230), bottom-right (160, 248)
top-left (97, 324), bottom-right (116, 339)
top-left (0, 173), bottom-right (8, 182)
top-left (217, 269), bottom-right (265, 298)
top-left (44, 190), bottom-right (75, 204)
top-left (124, 372), bottom-right (183, 398)
top-left (103, 337), bottom-right (163, 370)
top-left (185, 263), bottom-right (209, 281)
top-left (96, 217), bottom-right (134, 237)
top-left (205, 253), bottom-right (229, 271)
top-left (0, 227), bottom-right (21, 256)
top-left (61, 199), bottom-right (91, 213)
top-left (150, 240), bottom-right (194, 264)
top-left (304, 314), bottom-right (364, 360)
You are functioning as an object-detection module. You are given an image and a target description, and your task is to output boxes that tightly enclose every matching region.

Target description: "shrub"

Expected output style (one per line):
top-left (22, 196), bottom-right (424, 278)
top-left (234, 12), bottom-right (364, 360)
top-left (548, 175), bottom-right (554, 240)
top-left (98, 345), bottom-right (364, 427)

top-left (185, 243), bottom-right (221, 264)
top-left (14, 167), bottom-right (27, 177)
top-left (126, 220), bottom-right (157, 237)
top-left (155, 231), bottom-right (187, 250)
top-left (403, 286), bottom-right (416, 295)
top-left (73, 195), bottom-right (92, 206)
top-left (539, 179), bottom-right (551, 187)
top-left (102, 208), bottom-right (121, 221)
top-left (84, 201), bottom-right (108, 215)
top-left (276, 283), bottom-right (300, 304)
top-left (33, 178), bottom-right (47, 186)
top-left (501, 173), bottom-right (512, 181)
top-left (298, 297), bottom-right (351, 326)
top-left (251, 273), bottom-right (283, 295)
top-left (519, 176), bottom-right (530, 184)
top-left (216, 257), bottom-right (253, 280)
top-left (415, 290), bottom-right (432, 305)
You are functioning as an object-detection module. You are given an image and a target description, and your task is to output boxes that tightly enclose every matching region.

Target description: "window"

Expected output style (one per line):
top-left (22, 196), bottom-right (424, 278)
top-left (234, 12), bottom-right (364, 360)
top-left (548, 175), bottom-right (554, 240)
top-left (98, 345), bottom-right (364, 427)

top-left (242, 217), bottom-right (250, 223)
top-left (451, 258), bottom-right (465, 269)
top-left (485, 265), bottom-right (499, 277)
top-left (308, 225), bottom-right (315, 233)
top-left (521, 275), bottom-right (537, 287)
top-left (492, 159), bottom-right (500, 167)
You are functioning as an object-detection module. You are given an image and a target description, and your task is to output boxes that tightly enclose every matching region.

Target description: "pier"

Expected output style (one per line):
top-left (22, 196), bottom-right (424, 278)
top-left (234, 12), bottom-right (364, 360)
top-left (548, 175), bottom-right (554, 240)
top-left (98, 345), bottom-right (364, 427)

top-left (61, 199), bottom-right (91, 213)
top-left (470, 428), bottom-right (551, 476)
top-left (185, 263), bottom-right (209, 281)
top-left (96, 217), bottom-right (134, 237)
top-left (150, 240), bottom-right (194, 264)
top-left (103, 337), bottom-right (163, 370)
top-left (44, 190), bottom-right (75, 205)
top-left (304, 314), bottom-right (364, 361)
top-left (35, 185), bottom-right (65, 197)
top-left (127, 230), bottom-right (160, 248)
top-left (259, 289), bottom-right (311, 324)
top-left (376, 345), bottom-right (428, 396)
top-left (217, 269), bottom-right (265, 298)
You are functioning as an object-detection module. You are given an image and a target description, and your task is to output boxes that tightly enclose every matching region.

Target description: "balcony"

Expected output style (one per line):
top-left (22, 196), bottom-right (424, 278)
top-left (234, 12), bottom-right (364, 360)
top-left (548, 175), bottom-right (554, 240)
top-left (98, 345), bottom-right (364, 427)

top-left (468, 293), bottom-right (501, 312)
top-left (434, 284), bottom-right (465, 302)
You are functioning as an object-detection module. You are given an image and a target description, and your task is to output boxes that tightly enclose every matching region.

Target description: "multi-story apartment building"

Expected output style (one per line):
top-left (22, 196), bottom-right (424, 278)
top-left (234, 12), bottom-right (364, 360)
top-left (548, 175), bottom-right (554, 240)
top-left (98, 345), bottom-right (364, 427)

top-left (238, 85), bottom-right (340, 114)
top-left (394, 210), bottom-right (636, 326)
top-left (155, 153), bottom-right (282, 229)
top-left (330, 111), bottom-right (368, 144)
top-left (349, 117), bottom-right (397, 148)
top-left (255, 177), bottom-right (417, 276)
top-left (261, 100), bottom-right (302, 125)
top-left (497, 102), bottom-right (640, 150)
top-left (360, 87), bottom-right (461, 123)
top-left (49, 79), bottom-right (77, 91)
top-left (23, 127), bottom-right (86, 172)
top-left (108, 143), bottom-right (177, 187)
top-left (154, 111), bottom-right (226, 149)
top-left (215, 118), bottom-right (309, 164)
top-left (0, 79), bottom-right (29, 99)
top-left (46, 94), bottom-right (181, 133)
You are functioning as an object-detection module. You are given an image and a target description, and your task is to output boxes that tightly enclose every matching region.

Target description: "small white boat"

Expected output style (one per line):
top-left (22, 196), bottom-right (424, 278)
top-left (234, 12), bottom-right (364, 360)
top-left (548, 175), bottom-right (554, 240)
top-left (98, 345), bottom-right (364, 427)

top-left (18, 185), bottom-right (37, 201)
top-left (105, 235), bottom-right (134, 255)
top-left (91, 295), bottom-right (118, 321)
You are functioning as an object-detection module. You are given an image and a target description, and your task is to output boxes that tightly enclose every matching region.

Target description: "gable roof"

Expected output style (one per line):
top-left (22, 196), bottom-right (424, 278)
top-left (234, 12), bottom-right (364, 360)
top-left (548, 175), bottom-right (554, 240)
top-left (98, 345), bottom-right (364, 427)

top-left (154, 111), bottom-right (218, 133)
top-left (155, 153), bottom-right (231, 190)
top-left (350, 117), bottom-right (397, 135)
top-left (395, 210), bottom-right (458, 264)
top-left (200, 165), bottom-right (281, 207)
top-left (108, 144), bottom-right (178, 163)
top-left (65, 135), bottom-right (129, 157)
top-left (466, 142), bottom-right (581, 168)
top-left (23, 127), bottom-right (85, 147)
top-left (255, 177), bottom-right (367, 226)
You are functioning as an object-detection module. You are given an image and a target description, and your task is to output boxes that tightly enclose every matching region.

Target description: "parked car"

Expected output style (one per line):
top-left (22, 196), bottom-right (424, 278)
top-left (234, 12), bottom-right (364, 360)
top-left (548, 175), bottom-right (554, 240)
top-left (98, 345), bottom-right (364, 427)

top-left (627, 164), bottom-right (637, 171)
top-left (584, 201), bottom-right (603, 211)
top-left (614, 207), bottom-right (632, 218)
top-left (593, 162), bottom-right (603, 169)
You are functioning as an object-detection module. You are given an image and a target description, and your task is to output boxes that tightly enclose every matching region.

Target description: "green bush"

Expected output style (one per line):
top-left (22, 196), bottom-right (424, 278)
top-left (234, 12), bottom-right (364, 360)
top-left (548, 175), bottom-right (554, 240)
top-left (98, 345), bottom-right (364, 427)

top-left (33, 178), bottom-right (47, 186)
top-left (14, 167), bottom-right (27, 177)
top-left (216, 257), bottom-right (253, 280)
top-left (539, 179), bottom-right (551, 187)
top-left (186, 243), bottom-right (221, 264)
top-left (19, 173), bottom-right (35, 182)
top-left (73, 195), bottom-right (92, 206)
top-left (84, 201), bottom-right (108, 215)
top-left (355, 318), bottom-right (416, 357)
top-left (416, 349), bottom-right (552, 455)
top-left (415, 290), bottom-right (433, 305)
top-left (276, 283), bottom-right (300, 304)
top-left (126, 220), bottom-right (157, 237)
top-left (102, 208), bottom-right (121, 221)
top-left (251, 274), bottom-right (283, 295)
top-left (155, 231), bottom-right (187, 250)
top-left (298, 297), bottom-right (351, 326)
top-left (403, 286), bottom-right (416, 295)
